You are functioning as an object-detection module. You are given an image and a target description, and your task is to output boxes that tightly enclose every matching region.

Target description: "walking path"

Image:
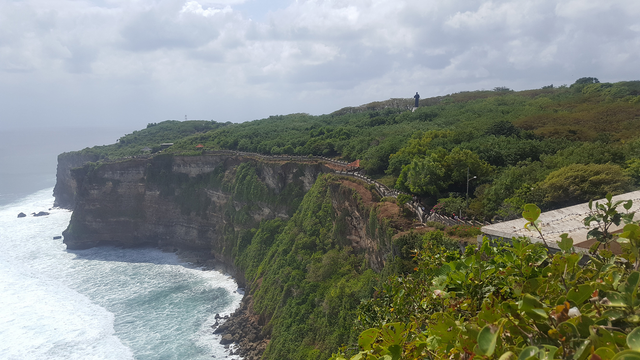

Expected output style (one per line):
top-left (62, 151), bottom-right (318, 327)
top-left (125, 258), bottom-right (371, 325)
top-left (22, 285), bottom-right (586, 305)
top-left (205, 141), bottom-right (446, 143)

top-left (103, 149), bottom-right (482, 227)
top-left (201, 150), bottom-right (486, 227)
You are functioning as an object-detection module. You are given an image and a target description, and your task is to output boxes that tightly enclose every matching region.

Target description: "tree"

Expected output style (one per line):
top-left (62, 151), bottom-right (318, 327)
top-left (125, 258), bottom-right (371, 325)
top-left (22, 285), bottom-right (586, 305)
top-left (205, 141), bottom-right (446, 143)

top-left (361, 138), bottom-right (403, 175)
top-left (572, 77), bottom-right (600, 86)
top-left (398, 152), bottom-right (448, 196)
top-left (539, 163), bottom-right (632, 207)
top-left (387, 131), bottom-right (452, 176)
top-left (484, 120), bottom-right (520, 137)
top-left (443, 147), bottom-right (493, 186)
top-left (570, 77), bottom-right (600, 92)
top-left (625, 158), bottom-right (640, 185)
top-left (396, 148), bottom-right (492, 197)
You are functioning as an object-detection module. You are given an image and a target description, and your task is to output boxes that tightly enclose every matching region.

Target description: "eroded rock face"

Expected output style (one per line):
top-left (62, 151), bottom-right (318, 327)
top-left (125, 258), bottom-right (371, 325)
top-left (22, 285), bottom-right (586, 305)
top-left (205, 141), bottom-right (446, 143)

top-left (60, 154), bottom-right (331, 275)
top-left (56, 153), bottom-right (396, 360)
top-left (54, 152), bottom-right (101, 209)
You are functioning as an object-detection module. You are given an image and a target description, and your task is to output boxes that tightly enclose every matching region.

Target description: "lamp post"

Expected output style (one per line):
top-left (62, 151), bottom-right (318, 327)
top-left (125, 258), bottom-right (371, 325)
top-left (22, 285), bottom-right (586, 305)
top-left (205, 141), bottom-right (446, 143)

top-left (466, 167), bottom-right (477, 218)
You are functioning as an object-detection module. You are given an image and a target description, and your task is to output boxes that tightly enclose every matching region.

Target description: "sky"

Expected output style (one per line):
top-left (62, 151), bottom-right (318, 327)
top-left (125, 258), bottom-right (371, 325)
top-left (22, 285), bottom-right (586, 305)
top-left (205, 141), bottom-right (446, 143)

top-left (1, 0), bottom-right (639, 134)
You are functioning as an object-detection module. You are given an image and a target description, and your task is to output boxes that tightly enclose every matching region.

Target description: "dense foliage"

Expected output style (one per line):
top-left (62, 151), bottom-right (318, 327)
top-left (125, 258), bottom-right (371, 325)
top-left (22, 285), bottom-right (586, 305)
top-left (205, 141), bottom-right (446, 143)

top-left (235, 175), bottom-right (391, 359)
top-left (331, 229), bottom-right (640, 359)
top-left (61, 78), bottom-right (640, 359)
top-left (63, 120), bottom-right (226, 160)
top-left (161, 79), bottom-right (640, 220)
top-left (68, 79), bottom-right (640, 220)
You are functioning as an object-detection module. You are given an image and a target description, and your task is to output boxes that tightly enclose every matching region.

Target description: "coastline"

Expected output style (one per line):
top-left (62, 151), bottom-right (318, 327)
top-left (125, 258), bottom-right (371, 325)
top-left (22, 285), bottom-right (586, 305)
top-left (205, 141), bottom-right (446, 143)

top-left (172, 248), bottom-right (267, 360)
top-left (2, 190), bottom-right (242, 360)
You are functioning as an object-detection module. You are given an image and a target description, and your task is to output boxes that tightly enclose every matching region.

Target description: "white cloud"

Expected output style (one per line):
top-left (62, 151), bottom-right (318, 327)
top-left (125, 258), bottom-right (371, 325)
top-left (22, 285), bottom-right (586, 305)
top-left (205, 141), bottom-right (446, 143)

top-left (555, 0), bottom-right (612, 19)
top-left (180, 1), bottom-right (232, 17)
top-left (1, 0), bottom-right (639, 130)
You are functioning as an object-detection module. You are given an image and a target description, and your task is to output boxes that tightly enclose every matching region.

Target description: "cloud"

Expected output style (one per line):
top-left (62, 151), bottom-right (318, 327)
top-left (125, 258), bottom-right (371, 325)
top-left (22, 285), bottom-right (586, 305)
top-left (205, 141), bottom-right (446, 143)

top-left (119, 9), bottom-right (220, 51)
top-left (0, 0), bottom-right (639, 130)
top-left (180, 1), bottom-right (232, 17)
top-left (63, 41), bottom-right (99, 73)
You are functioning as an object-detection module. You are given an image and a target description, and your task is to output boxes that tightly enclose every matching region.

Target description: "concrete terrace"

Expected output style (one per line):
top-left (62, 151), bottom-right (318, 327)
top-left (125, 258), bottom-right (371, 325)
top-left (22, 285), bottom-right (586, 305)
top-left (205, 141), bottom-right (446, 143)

top-left (480, 190), bottom-right (640, 251)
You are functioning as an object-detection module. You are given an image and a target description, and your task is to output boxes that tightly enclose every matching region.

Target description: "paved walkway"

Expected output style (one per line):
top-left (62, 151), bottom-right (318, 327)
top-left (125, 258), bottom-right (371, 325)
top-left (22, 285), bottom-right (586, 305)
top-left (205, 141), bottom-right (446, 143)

top-left (481, 191), bottom-right (640, 251)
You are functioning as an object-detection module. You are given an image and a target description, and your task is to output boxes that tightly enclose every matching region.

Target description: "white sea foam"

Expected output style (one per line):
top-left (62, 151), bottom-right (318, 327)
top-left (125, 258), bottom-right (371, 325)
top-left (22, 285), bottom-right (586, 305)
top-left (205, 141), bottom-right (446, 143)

top-left (0, 189), bottom-right (133, 360)
top-left (0, 261), bottom-right (133, 360)
top-left (0, 188), bottom-right (243, 359)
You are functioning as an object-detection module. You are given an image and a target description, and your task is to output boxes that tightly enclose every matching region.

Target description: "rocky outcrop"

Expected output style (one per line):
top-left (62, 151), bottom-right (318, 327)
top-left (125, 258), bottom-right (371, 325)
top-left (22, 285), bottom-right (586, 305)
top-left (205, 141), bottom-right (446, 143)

top-left (213, 295), bottom-right (269, 360)
top-left (54, 152), bottom-right (101, 209)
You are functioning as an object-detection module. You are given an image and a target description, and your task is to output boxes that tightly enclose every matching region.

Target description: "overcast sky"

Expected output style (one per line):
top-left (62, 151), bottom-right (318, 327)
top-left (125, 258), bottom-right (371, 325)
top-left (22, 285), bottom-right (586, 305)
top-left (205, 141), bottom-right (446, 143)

top-left (1, 0), bottom-right (639, 133)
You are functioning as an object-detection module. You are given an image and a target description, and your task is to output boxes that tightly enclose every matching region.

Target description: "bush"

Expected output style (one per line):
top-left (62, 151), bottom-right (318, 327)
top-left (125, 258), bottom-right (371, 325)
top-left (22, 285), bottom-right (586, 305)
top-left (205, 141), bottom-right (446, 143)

top-left (396, 194), bottom-right (412, 206)
top-left (433, 196), bottom-right (466, 216)
top-left (445, 224), bottom-right (482, 238)
top-left (425, 221), bottom-right (446, 231)
top-left (539, 163), bottom-right (633, 207)
top-left (334, 236), bottom-right (640, 360)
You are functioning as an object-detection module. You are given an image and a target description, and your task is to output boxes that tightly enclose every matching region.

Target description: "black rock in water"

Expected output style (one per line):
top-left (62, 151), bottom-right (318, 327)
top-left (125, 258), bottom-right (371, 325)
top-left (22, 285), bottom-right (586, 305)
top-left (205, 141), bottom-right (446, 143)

top-left (32, 211), bottom-right (50, 217)
top-left (17, 212), bottom-right (26, 218)
top-left (53, 236), bottom-right (62, 240)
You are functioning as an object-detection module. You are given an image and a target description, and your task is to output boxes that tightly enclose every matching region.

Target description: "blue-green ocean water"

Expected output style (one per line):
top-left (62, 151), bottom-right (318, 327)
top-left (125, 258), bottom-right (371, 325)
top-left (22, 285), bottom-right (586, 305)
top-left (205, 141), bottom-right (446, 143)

top-left (0, 188), bottom-right (243, 359)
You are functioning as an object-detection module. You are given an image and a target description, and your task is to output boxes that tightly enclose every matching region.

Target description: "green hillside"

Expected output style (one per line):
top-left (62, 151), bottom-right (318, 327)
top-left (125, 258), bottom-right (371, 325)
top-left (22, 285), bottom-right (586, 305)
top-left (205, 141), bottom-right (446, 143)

top-left (63, 77), bottom-right (640, 360)
top-left (66, 120), bottom-right (227, 159)
top-left (165, 78), bottom-right (640, 220)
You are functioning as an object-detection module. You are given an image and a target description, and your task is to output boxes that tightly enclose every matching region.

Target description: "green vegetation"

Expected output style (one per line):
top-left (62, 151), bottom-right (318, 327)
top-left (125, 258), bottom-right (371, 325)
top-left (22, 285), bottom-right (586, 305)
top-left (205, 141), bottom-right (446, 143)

top-left (234, 175), bottom-right (394, 359)
top-left (61, 78), bottom-right (640, 360)
top-left (584, 194), bottom-right (636, 254)
top-left (330, 201), bottom-right (640, 360)
top-left (160, 78), bottom-right (640, 220)
top-left (61, 120), bottom-right (226, 160)
top-left (444, 224), bottom-right (482, 238)
top-left (69, 79), bottom-right (640, 220)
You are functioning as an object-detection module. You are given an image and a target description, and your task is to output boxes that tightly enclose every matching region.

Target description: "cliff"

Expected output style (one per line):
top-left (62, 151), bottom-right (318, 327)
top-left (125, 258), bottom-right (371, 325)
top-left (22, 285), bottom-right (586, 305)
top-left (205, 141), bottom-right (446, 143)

top-left (53, 152), bottom-right (102, 208)
top-left (235, 174), bottom-right (397, 359)
top-left (58, 152), bottom-right (406, 360)
top-left (62, 154), bottom-right (329, 276)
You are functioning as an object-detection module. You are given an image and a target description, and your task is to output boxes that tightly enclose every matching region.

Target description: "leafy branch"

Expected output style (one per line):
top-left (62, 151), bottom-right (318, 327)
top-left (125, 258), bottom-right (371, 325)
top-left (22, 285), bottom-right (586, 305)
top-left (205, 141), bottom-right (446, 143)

top-left (522, 203), bottom-right (549, 247)
top-left (584, 193), bottom-right (634, 253)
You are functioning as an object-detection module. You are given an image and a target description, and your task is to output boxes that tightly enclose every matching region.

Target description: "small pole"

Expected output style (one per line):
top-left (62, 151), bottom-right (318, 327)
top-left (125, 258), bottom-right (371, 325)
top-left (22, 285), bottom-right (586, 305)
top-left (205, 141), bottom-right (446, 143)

top-left (466, 167), bottom-right (477, 218)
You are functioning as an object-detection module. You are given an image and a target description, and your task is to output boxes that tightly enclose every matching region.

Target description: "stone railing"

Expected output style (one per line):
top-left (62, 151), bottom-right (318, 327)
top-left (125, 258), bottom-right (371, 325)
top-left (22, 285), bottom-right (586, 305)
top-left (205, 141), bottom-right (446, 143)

top-left (99, 148), bottom-right (471, 226)
top-left (217, 151), bottom-right (492, 228)
top-left (424, 213), bottom-right (487, 227)
top-left (200, 150), bottom-right (433, 224)
top-left (202, 150), bottom-right (356, 168)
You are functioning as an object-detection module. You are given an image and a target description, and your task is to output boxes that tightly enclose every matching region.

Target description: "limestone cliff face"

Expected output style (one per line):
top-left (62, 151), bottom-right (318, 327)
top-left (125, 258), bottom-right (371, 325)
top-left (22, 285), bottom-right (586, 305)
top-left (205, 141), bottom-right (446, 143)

top-left (57, 152), bottom-right (401, 360)
top-left (327, 180), bottom-right (391, 272)
top-left (53, 152), bottom-right (101, 209)
top-left (61, 154), bottom-right (330, 276)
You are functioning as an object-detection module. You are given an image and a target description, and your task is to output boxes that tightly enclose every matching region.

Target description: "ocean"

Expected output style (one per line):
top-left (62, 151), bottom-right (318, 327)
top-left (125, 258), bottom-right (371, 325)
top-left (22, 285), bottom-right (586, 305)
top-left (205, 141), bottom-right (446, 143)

top-left (0, 188), bottom-right (243, 359)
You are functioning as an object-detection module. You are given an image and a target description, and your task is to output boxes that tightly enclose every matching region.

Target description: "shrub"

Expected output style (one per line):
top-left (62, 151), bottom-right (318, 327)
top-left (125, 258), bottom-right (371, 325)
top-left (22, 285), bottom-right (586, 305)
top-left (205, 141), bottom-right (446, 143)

top-left (434, 196), bottom-right (466, 217)
top-left (333, 236), bottom-right (640, 360)
top-left (396, 194), bottom-right (412, 206)
top-left (539, 163), bottom-right (633, 207)
top-left (444, 224), bottom-right (482, 238)
top-left (425, 221), bottom-right (446, 231)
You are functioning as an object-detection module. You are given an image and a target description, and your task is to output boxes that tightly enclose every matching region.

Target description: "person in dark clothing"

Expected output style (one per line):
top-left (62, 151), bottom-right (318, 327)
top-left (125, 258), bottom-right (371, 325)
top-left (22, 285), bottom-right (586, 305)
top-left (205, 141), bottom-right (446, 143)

top-left (414, 92), bottom-right (420, 107)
